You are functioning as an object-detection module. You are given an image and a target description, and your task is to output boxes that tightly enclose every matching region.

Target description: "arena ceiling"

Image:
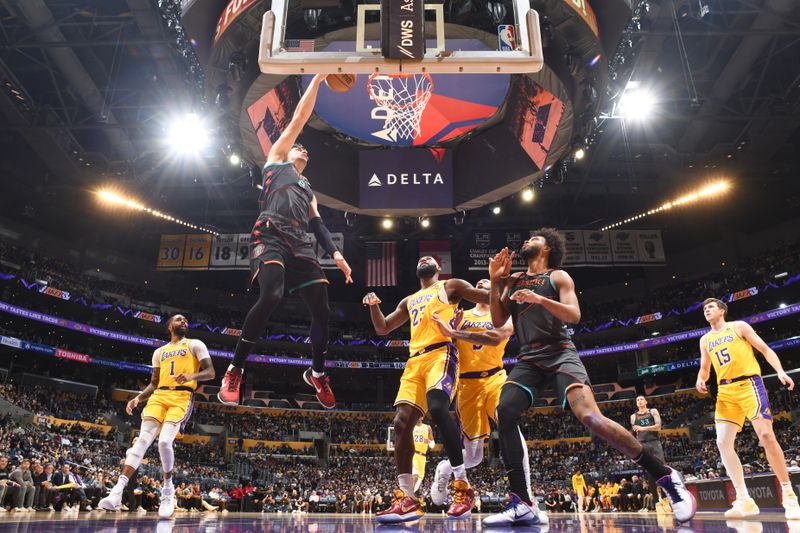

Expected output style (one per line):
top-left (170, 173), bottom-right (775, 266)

top-left (0, 0), bottom-right (799, 241)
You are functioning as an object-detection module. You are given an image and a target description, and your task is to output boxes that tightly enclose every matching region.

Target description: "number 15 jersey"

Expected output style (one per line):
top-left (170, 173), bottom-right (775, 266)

top-left (705, 322), bottom-right (761, 384)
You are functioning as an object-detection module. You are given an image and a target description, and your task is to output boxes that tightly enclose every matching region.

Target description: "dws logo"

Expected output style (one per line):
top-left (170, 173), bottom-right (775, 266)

top-left (367, 173), bottom-right (445, 187)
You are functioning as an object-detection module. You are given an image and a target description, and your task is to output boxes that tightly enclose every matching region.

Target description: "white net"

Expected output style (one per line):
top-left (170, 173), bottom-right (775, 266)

top-left (368, 74), bottom-right (434, 142)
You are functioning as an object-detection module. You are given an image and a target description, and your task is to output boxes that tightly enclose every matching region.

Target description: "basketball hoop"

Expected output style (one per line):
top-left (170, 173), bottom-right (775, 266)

top-left (368, 73), bottom-right (434, 141)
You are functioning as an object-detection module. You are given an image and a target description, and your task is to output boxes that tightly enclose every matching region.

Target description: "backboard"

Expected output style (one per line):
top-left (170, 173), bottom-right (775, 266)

top-left (259, 0), bottom-right (543, 75)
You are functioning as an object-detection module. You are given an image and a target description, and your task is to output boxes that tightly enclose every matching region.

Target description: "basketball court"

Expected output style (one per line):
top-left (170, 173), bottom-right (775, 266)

top-left (1, 512), bottom-right (795, 532)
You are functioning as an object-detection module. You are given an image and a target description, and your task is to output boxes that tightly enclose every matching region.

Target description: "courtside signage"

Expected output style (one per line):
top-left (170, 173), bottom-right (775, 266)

top-left (359, 149), bottom-right (453, 209)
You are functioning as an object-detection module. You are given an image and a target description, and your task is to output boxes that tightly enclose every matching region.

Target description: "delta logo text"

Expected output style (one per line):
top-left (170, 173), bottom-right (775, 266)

top-left (367, 172), bottom-right (445, 187)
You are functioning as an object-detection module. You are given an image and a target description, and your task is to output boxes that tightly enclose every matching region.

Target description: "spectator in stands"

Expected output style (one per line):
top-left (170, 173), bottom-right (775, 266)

top-left (618, 478), bottom-right (633, 511)
top-left (53, 464), bottom-right (89, 512)
top-left (642, 480), bottom-right (654, 511)
top-left (630, 474), bottom-right (644, 512)
top-left (0, 455), bottom-right (20, 512)
top-left (10, 459), bottom-right (35, 511)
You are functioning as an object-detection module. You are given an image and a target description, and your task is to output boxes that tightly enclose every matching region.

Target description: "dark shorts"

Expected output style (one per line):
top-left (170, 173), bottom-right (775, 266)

top-left (640, 439), bottom-right (665, 461)
top-left (504, 348), bottom-right (591, 409)
top-left (250, 214), bottom-right (328, 294)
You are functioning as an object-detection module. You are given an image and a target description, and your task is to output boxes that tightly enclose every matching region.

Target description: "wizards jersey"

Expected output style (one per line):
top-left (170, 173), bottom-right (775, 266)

top-left (413, 423), bottom-right (431, 454)
top-left (259, 162), bottom-right (313, 231)
top-left (407, 281), bottom-right (456, 355)
top-left (706, 323), bottom-right (761, 384)
top-left (157, 338), bottom-right (201, 390)
top-left (456, 308), bottom-right (508, 373)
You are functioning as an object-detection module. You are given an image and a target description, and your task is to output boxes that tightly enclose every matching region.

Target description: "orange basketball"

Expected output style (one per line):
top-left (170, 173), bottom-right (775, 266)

top-left (325, 74), bottom-right (357, 93)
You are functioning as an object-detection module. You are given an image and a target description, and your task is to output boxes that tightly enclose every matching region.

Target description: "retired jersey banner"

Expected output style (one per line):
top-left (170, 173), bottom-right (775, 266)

top-left (182, 234), bottom-right (213, 270)
top-left (559, 230), bottom-right (666, 266)
top-left (156, 235), bottom-right (186, 270)
top-left (420, 240), bottom-right (452, 279)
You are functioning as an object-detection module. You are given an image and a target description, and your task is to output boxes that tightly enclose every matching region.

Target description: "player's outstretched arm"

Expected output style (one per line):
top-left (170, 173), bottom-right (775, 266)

top-left (363, 294), bottom-right (409, 335)
top-left (267, 74), bottom-right (327, 164)
top-left (737, 321), bottom-right (795, 390)
top-left (695, 335), bottom-right (712, 394)
top-left (445, 278), bottom-right (489, 305)
top-left (309, 195), bottom-right (352, 284)
top-left (488, 247), bottom-right (514, 327)
top-left (435, 314), bottom-right (513, 347)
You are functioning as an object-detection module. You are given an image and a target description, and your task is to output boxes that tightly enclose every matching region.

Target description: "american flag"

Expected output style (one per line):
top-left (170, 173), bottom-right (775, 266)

top-left (366, 241), bottom-right (397, 287)
top-left (285, 39), bottom-right (315, 52)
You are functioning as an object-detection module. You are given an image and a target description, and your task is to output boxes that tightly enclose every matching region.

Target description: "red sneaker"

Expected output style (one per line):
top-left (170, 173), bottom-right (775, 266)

top-left (447, 479), bottom-right (475, 519)
top-left (218, 368), bottom-right (242, 406)
top-left (375, 489), bottom-right (423, 524)
top-left (303, 368), bottom-right (336, 409)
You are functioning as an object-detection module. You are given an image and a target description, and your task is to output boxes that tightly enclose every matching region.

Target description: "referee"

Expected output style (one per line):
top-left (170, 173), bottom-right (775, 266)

top-left (631, 395), bottom-right (664, 510)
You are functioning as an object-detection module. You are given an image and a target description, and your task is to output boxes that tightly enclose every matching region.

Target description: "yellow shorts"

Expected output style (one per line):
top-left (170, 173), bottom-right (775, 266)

top-left (715, 375), bottom-right (772, 430)
top-left (395, 345), bottom-right (458, 414)
top-left (141, 390), bottom-right (194, 430)
top-left (456, 369), bottom-right (506, 441)
top-left (412, 453), bottom-right (426, 479)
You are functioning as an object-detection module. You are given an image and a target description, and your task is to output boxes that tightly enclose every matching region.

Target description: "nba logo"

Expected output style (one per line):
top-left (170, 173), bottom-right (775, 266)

top-left (498, 25), bottom-right (516, 51)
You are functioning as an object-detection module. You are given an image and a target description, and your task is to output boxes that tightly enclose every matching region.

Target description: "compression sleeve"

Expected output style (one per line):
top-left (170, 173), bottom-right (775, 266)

top-left (309, 216), bottom-right (338, 256)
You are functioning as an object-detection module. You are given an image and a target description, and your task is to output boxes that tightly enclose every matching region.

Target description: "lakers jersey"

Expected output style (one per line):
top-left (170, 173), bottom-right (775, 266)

top-left (407, 281), bottom-right (456, 355)
top-left (413, 423), bottom-right (431, 454)
top-left (705, 323), bottom-right (761, 384)
top-left (157, 338), bottom-right (201, 390)
top-left (456, 308), bottom-right (508, 373)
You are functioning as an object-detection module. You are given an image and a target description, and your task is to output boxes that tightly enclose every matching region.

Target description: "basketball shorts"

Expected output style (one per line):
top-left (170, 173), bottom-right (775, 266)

top-left (504, 348), bottom-right (590, 409)
top-left (142, 390), bottom-right (194, 432)
top-left (715, 375), bottom-right (772, 430)
top-left (395, 344), bottom-right (458, 414)
top-left (456, 368), bottom-right (506, 441)
top-left (249, 214), bottom-right (328, 294)
top-left (412, 453), bottom-right (426, 479)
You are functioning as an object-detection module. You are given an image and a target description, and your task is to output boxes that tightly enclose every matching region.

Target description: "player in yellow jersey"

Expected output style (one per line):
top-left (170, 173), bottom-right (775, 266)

top-left (426, 279), bottom-right (519, 507)
top-left (363, 256), bottom-right (488, 523)
top-left (99, 315), bottom-right (214, 519)
top-left (696, 298), bottom-right (800, 520)
top-left (411, 419), bottom-right (436, 493)
top-left (572, 470), bottom-right (587, 512)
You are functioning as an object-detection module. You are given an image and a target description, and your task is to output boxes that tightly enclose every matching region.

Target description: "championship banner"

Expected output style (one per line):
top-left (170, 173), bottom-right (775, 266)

top-left (133, 311), bottom-right (162, 324)
top-left (420, 240), bottom-right (452, 279)
top-left (467, 231), bottom-right (527, 271)
top-left (156, 234), bottom-right (186, 270)
top-left (182, 234), bottom-right (213, 270)
top-left (38, 285), bottom-right (70, 301)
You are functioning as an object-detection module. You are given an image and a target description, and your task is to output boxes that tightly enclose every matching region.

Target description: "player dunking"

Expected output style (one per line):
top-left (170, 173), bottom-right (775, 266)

top-left (219, 74), bottom-right (353, 409)
top-left (99, 315), bottom-right (214, 518)
top-left (427, 279), bottom-right (529, 506)
top-left (363, 256), bottom-right (488, 523)
top-left (411, 419), bottom-right (435, 493)
top-left (697, 298), bottom-right (800, 519)
top-left (483, 229), bottom-right (696, 526)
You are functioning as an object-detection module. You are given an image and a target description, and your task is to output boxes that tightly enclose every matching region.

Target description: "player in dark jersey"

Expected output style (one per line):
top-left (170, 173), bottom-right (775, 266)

top-left (219, 74), bottom-right (353, 409)
top-left (483, 228), bottom-right (696, 526)
top-left (631, 395), bottom-right (665, 511)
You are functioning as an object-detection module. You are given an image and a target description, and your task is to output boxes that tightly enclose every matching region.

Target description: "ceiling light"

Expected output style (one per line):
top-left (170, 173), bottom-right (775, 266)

top-left (492, 206), bottom-right (501, 215)
top-left (381, 218), bottom-right (393, 229)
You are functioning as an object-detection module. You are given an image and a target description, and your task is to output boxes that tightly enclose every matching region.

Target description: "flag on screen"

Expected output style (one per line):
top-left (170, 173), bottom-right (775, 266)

top-left (366, 242), bottom-right (397, 287)
top-left (285, 39), bottom-right (315, 52)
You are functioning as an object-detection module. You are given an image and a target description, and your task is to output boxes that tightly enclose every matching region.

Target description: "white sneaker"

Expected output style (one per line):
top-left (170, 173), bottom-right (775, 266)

top-left (725, 497), bottom-right (759, 518)
top-left (483, 493), bottom-right (545, 526)
top-left (26, 507), bottom-right (35, 512)
top-left (656, 467), bottom-right (697, 523)
top-left (784, 493), bottom-right (800, 520)
top-left (14, 508), bottom-right (25, 513)
top-left (159, 490), bottom-right (175, 519)
top-left (431, 460), bottom-right (451, 506)
top-left (47, 505), bottom-right (55, 512)
top-left (99, 492), bottom-right (122, 512)
top-left (137, 506), bottom-right (146, 512)
top-left (85, 506), bottom-right (92, 511)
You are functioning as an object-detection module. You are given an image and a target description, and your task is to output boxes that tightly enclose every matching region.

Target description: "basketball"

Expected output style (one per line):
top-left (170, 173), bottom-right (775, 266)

top-left (325, 73), bottom-right (357, 93)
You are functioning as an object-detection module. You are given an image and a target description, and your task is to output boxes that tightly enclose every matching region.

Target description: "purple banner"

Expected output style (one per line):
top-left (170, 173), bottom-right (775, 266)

top-left (359, 149), bottom-right (453, 209)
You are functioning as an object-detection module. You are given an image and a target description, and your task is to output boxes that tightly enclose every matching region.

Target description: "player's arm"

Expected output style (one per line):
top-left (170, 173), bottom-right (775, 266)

top-left (630, 413), bottom-right (637, 432)
top-left (641, 409), bottom-right (662, 432)
top-left (266, 74), bottom-right (327, 164)
top-left (444, 318), bottom-right (513, 347)
top-left (695, 335), bottom-right (712, 394)
top-left (736, 321), bottom-right (795, 390)
top-left (308, 195), bottom-right (352, 284)
top-left (488, 247), bottom-right (515, 327)
top-left (174, 340), bottom-right (215, 385)
top-left (363, 294), bottom-right (409, 335)
top-left (445, 278), bottom-right (489, 305)
top-left (427, 426), bottom-right (436, 449)
top-left (510, 270), bottom-right (581, 324)
top-left (127, 349), bottom-right (161, 415)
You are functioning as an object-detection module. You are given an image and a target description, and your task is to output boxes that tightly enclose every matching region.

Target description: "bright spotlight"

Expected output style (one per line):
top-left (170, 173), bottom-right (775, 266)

top-left (420, 217), bottom-right (430, 228)
top-left (167, 113), bottom-right (210, 154)
top-left (521, 188), bottom-right (535, 202)
top-left (229, 153), bottom-right (241, 166)
top-left (618, 86), bottom-right (656, 120)
top-left (381, 218), bottom-right (393, 229)
top-left (574, 147), bottom-right (586, 160)
top-left (779, 303), bottom-right (787, 309)
top-left (492, 206), bottom-right (501, 215)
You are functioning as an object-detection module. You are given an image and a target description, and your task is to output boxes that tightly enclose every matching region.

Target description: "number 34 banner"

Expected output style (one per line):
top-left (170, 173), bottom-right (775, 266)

top-left (157, 232), bottom-right (344, 271)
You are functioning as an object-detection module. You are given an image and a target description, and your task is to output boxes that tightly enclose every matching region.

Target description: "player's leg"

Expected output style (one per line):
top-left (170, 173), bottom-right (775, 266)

top-left (157, 422), bottom-right (182, 518)
top-left (375, 403), bottom-right (424, 523)
top-left (100, 418), bottom-right (160, 510)
top-left (296, 279), bottom-right (336, 408)
top-left (751, 416), bottom-right (800, 518)
top-left (220, 262), bottom-right (285, 404)
top-left (715, 419), bottom-right (757, 517)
